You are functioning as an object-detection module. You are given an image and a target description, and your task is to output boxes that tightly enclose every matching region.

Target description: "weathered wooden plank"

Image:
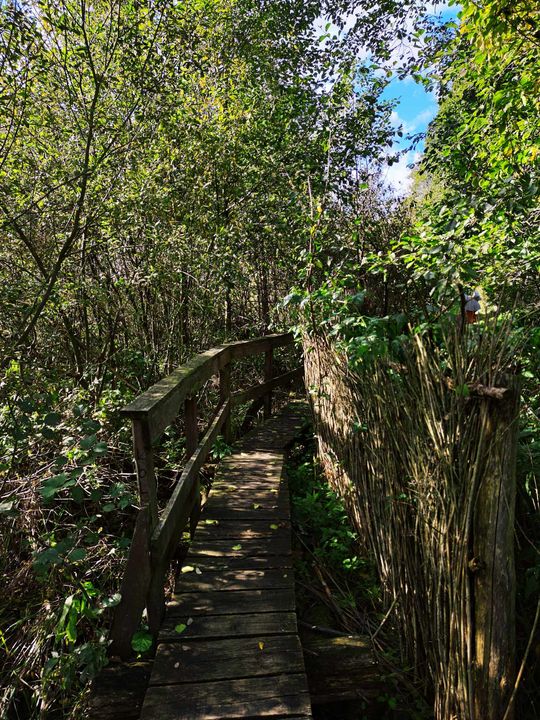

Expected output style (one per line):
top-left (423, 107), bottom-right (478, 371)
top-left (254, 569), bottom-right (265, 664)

top-left (187, 535), bottom-right (292, 557)
top-left (200, 505), bottom-right (290, 521)
top-left (193, 519), bottom-right (290, 541)
top-left (175, 568), bottom-right (292, 593)
top-left (178, 554), bottom-right (292, 571)
top-left (205, 482), bottom-right (289, 501)
top-left (204, 490), bottom-right (289, 510)
top-left (232, 368), bottom-right (303, 408)
top-left (159, 611), bottom-right (298, 642)
top-left (150, 635), bottom-right (305, 685)
top-left (167, 588), bottom-right (296, 616)
top-left (152, 400), bottom-right (230, 562)
top-left (141, 673), bottom-right (310, 720)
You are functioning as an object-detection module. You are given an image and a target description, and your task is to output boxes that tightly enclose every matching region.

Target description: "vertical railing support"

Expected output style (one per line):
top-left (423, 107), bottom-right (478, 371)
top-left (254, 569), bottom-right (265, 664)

top-left (132, 418), bottom-right (158, 528)
top-left (184, 395), bottom-right (198, 459)
top-left (184, 395), bottom-right (200, 539)
top-left (264, 348), bottom-right (273, 418)
top-left (220, 363), bottom-right (232, 443)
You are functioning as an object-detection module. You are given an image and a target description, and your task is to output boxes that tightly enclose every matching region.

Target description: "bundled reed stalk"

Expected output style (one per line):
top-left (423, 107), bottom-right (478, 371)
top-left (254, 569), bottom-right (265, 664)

top-left (304, 320), bottom-right (521, 720)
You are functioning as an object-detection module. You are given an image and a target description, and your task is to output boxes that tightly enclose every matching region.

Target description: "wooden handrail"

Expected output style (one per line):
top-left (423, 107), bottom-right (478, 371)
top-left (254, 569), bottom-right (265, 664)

top-left (110, 332), bottom-right (301, 659)
top-left (121, 333), bottom-right (293, 443)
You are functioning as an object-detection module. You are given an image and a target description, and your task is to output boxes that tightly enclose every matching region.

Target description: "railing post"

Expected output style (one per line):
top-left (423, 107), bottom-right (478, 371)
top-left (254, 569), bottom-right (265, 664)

top-left (110, 417), bottom-right (156, 658)
top-left (184, 395), bottom-right (198, 459)
top-left (264, 348), bottom-right (273, 418)
top-left (220, 362), bottom-right (232, 443)
top-left (132, 418), bottom-right (158, 528)
top-left (472, 375), bottom-right (520, 720)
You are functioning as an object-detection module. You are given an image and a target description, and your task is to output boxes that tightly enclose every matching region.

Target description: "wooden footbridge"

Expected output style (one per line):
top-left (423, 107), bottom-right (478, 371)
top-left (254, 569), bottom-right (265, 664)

top-left (102, 333), bottom-right (313, 719)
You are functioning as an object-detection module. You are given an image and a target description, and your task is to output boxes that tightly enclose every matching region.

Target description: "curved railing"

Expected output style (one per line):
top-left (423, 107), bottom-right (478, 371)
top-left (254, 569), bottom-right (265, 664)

top-left (109, 333), bottom-right (302, 658)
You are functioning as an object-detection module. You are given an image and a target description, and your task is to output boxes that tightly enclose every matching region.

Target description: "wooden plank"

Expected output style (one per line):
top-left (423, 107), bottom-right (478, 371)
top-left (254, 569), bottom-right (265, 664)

top-left (232, 368), bottom-right (303, 407)
top-left (175, 568), bottom-right (293, 593)
top-left (152, 400), bottom-right (230, 562)
top-left (204, 489), bottom-right (289, 510)
top-left (150, 635), bottom-right (305, 685)
top-left (193, 519), bottom-right (290, 541)
top-left (159, 611), bottom-right (298, 641)
top-left (167, 588), bottom-right (296, 616)
top-left (178, 554), bottom-right (292, 571)
top-left (187, 535), bottom-right (292, 557)
top-left (141, 673), bottom-right (310, 720)
top-left (473, 376), bottom-right (520, 720)
top-left (200, 505), bottom-right (290, 521)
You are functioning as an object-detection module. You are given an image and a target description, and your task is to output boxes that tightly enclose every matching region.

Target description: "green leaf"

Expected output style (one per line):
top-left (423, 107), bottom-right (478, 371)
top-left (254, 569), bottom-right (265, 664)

top-left (44, 412), bottom-right (62, 427)
top-left (131, 630), bottom-right (153, 653)
top-left (93, 441), bottom-right (108, 456)
top-left (40, 473), bottom-right (74, 499)
top-left (101, 593), bottom-right (122, 608)
top-left (175, 623), bottom-right (187, 634)
top-left (232, 544), bottom-right (242, 551)
top-left (80, 435), bottom-right (97, 450)
top-left (68, 548), bottom-right (86, 562)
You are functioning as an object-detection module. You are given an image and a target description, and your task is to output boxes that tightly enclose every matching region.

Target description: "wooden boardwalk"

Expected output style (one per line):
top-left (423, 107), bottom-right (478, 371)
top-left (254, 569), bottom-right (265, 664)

top-left (139, 403), bottom-right (313, 720)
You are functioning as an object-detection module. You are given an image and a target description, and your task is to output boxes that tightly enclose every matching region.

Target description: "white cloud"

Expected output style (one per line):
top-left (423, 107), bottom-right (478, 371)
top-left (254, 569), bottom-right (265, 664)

top-left (383, 152), bottom-right (414, 194)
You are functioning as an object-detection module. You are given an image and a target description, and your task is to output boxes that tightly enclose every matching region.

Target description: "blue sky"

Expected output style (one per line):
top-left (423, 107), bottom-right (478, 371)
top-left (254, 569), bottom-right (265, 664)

top-left (382, 3), bottom-right (460, 193)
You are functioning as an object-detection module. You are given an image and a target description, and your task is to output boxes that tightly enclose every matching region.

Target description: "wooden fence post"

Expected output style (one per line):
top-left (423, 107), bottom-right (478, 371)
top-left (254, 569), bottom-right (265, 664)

top-left (220, 363), bottom-right (232, 444)
top-left (473, 375), bottom-right (520, 720)
top-left (264, 348), bottom-right (273, 418)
